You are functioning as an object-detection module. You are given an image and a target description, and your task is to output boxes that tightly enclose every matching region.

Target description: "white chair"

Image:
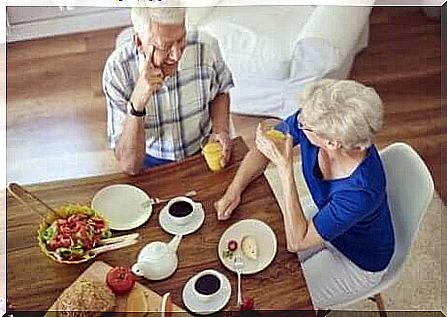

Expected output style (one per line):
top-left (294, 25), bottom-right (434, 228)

top-left (320, 143), bottom-right (434, 317)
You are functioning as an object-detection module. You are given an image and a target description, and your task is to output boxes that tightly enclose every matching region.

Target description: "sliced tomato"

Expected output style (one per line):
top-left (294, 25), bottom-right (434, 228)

top-left (60, 226), bottom-right (71, 235)
top-left (106, 267), bottom-right (136, 295)
top-left (56, 219), bottom-right (67, 226)
top-left (48, 240), bottom-right (59, 251)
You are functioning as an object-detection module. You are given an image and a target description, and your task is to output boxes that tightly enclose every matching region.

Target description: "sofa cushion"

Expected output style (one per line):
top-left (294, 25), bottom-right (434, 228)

top-left (199, 6), bottom-right (315, 80)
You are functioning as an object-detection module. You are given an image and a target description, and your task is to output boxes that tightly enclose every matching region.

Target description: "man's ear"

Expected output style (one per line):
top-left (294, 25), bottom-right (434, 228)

top-left (133, 34), bottom-right (144, 53)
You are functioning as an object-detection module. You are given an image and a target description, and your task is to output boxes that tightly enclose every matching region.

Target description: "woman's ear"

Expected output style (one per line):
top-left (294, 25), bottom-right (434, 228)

top-left (325, 140), bottom-right (341, 150)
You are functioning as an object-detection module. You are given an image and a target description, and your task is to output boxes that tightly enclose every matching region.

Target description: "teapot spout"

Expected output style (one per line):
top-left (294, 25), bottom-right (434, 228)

top-left (131, 262), bottom-right (145, 277)
top-left (168, 234), bottom-right (182, 252)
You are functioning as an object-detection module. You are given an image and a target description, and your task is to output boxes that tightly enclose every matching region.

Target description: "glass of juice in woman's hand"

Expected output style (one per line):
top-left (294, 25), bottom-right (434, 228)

top-left (260, 118), bottom-right (289, 142)
top-left (201, 134), bottom-right (224, 172)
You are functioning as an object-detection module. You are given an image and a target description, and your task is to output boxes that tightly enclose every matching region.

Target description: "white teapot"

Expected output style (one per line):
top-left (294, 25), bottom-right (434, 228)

top-left (131, 235), bottom-right (182, 280)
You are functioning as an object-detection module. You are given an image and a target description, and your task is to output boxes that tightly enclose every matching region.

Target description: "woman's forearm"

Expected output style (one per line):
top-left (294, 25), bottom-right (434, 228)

top-left (228, 148), bottom-right (269, 195)
top-left (280, 167), bottom-right (308, 252)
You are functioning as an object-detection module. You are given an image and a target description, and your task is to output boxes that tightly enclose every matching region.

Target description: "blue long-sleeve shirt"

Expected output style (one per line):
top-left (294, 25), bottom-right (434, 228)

top-left (285, 110), bottom-right (395, 272)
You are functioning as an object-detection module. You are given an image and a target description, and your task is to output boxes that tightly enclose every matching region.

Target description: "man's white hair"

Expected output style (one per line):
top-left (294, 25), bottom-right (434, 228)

top-left (131, 7), bottom-right (186, 40)
top-left (300, 79), bottom-right (383, 150)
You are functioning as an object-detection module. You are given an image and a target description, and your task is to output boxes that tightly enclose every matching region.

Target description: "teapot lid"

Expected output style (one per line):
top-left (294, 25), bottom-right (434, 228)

top-left (144, 241), bottom-right (168, 260)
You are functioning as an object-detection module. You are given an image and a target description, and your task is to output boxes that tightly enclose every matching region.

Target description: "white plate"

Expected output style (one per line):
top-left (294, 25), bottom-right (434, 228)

top-left (159, 202), bottom-right (205, 236)
top-left (218, 219), bottom-right (277, 275)
top-left (91, 184), bottom-right (152, 231)
top-left (182, 270), bottom-right (231, 315)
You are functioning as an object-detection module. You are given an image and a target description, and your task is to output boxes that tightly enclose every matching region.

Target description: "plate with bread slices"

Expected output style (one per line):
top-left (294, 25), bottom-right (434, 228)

top-left (218, 219), bottom-right (277, 274)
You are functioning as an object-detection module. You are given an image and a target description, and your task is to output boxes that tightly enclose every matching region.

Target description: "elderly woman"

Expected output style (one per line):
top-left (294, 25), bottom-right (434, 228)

top-left (215, 79), bottom-right (395, 308)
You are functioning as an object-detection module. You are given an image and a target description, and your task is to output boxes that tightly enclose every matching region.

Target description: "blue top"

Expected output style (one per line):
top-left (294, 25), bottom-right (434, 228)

top-left (284, 111), bottom-right (395, 272)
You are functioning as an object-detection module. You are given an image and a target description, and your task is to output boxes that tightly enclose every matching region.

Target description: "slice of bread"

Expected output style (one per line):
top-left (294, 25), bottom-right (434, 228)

top-left (241, 235), bottom-right (258, 260)
top-left (125, 286), bottom-right (148, 317)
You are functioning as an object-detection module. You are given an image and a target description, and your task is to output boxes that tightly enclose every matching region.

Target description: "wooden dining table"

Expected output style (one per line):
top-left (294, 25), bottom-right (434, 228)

top-left (7, 137), bottom-right (315, 316)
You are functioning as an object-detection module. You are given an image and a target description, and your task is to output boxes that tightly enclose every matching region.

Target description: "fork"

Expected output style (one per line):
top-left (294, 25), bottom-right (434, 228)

top-left (234, 254), bottom-right (245, 306)
top-left (149, 190), bottom-right (197, 205)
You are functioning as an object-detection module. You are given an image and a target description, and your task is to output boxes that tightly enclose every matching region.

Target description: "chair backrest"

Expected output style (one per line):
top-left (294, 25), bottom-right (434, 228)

top-left (378, 142), bottom-right (434, 288)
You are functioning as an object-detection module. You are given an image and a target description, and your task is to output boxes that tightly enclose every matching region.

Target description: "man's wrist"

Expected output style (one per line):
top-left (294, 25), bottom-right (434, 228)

top-left (213, 126), bottom-right (229, 135)
top-left (127, 101), bottom-right (146, 117)
top-left (129, 95), bottom-right (146, 112)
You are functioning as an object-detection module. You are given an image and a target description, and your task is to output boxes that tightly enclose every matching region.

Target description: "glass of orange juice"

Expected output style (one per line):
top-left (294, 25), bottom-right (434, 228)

top-left (201, 134), bottom-right (224, 172)
top-left (259, 118), bottom-right (289, 143)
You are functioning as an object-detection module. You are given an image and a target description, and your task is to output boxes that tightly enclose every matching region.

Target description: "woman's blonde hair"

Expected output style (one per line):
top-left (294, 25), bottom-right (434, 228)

top-left (300, 79), bottom-right (383, 150)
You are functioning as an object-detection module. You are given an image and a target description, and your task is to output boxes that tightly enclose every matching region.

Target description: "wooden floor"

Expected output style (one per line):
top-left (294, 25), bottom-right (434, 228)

top-left (6, 7), bottom-right (445, 202)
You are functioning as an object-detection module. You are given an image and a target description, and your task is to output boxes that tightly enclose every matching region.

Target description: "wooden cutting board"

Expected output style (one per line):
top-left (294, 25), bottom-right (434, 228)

top-left (45, 261), bottom-right (188, 316)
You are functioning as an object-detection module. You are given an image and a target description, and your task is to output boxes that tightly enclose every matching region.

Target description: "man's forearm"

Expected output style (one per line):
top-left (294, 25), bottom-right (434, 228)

top-left (115, 115), bottom-right (146, 175)
top-left (210, 93), bottom-right (230, 133)
top-left (228, 148), bottom-right (269, 195)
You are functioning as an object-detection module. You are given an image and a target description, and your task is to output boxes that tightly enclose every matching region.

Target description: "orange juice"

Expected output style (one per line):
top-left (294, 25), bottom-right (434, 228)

top-left (202, 141), bottom-right (223, 172)
top-left (265, 129), bottom-right (286, 141)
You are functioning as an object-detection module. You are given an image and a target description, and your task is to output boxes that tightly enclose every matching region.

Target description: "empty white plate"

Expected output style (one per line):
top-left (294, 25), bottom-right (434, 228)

top-left (91, 184), bottom-right (153, 230)
top-left (218, 219), bottom-right (277, 275)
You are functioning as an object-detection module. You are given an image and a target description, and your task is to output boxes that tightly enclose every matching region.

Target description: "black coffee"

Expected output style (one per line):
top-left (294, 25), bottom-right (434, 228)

top-left (194, 274), bottom-right (221, 295)
top-left (168, 201), bottom-right (193, 218)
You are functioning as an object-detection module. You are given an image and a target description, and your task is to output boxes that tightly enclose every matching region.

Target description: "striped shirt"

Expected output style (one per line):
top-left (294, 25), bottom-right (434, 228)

top-left (103, 29), bottom-right (234, 160)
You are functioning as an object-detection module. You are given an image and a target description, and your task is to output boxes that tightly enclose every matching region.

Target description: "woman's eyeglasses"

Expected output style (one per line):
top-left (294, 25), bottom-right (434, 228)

top-left (297, 114), bottom-right (315, 133)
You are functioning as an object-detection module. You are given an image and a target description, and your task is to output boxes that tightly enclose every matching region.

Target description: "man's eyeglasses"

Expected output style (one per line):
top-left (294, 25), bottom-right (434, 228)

top-left (151, 34), bottom-right (187, 55)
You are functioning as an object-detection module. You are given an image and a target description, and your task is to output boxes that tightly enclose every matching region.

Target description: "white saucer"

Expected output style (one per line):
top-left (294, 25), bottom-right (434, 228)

top-left (91, 184), bottom-right (153, 231)
top-left (218, 219), bottom-right (277, 275)
top-left (159, 203), bottom-right (205, 236)
top-left (182, 270), bottom-right (231, 315)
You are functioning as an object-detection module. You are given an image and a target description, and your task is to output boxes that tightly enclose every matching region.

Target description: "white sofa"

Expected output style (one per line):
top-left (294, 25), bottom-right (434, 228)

top-left (117, 4), bottom-right (373, 119)
top-left (189, 4), bottom-right (373, 118)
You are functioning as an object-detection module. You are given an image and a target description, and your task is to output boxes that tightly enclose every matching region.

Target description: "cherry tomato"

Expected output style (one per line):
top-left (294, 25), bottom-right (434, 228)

top-left (106, 267), bottom-right (136, 295)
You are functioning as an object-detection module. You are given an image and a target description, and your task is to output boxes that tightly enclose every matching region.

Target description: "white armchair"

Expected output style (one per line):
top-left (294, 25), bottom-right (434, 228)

top-left (192, 4), bottom-right (373, 118)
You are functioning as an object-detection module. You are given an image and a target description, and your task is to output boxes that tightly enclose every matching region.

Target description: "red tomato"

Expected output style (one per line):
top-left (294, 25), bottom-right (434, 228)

top-left (106, 267), bottom-right (136, 295)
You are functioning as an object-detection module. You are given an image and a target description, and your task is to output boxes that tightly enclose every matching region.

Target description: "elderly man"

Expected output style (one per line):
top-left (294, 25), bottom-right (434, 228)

top-left (103, 7), bottom-right (234, 175)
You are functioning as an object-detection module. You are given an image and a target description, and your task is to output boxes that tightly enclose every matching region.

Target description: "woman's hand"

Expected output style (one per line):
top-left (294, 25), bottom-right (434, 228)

top-left (255, 124), bottom-right (293, 172)
top-left (214, 187), bottom-right (241, 221)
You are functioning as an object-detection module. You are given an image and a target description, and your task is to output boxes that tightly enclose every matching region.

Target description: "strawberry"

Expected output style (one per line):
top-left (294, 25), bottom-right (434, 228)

top-left (227, 240), bottom-right (238, 252)
top-left (240, 297), bottom-right (255, 311)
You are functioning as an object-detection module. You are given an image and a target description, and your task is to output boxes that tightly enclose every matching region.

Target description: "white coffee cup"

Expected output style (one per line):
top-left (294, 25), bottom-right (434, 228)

top-left (166, 196), bottom-right (196, 226)
top-left (192, 269), bottom-right (224, 302)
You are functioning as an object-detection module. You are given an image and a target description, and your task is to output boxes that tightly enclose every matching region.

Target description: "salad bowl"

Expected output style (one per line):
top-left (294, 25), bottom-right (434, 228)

top-left (8, 183), bottom-right (138, 264)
